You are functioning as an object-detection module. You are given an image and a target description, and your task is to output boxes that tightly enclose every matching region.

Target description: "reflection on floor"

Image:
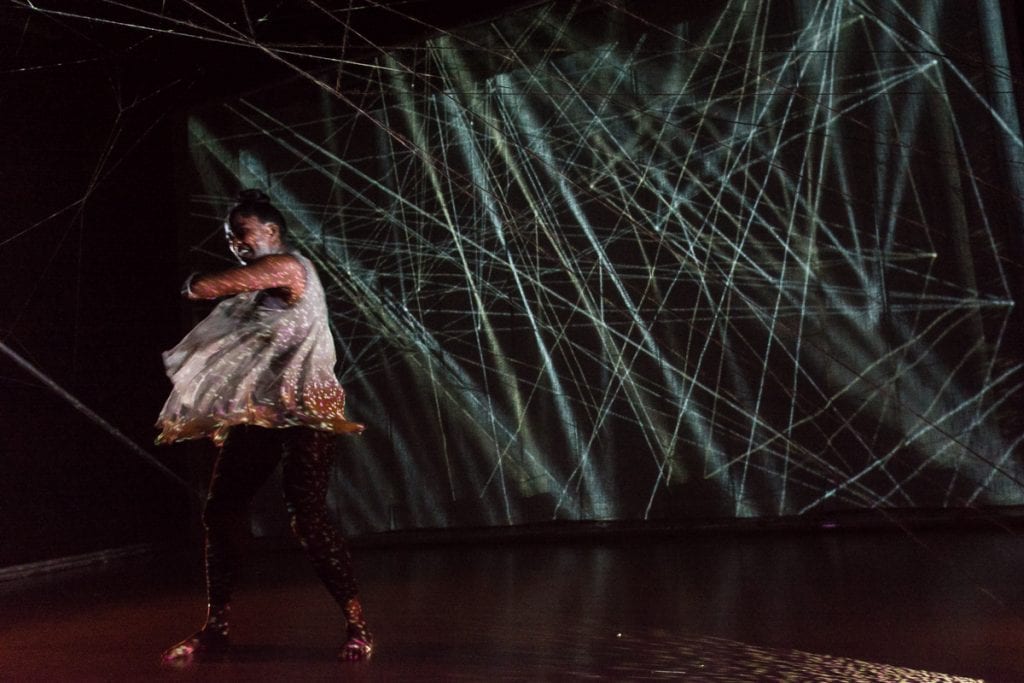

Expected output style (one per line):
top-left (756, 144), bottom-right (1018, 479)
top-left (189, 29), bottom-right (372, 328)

top-left (2, 528), bottom-right (1023, 681)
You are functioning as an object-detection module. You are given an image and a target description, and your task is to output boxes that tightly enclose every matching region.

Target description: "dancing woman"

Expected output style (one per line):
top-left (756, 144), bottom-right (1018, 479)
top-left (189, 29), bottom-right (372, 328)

top-left (156, 189), bottom-right (373, 663)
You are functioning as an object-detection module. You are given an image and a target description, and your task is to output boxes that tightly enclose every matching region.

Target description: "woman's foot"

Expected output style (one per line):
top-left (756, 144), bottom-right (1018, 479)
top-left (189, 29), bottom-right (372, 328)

top-left (339, 601), bottom-right (373, 663)
top-left (161, 614), bottom-right (230, 667)
top-left (339, 626), bottom-right (374, 662)
top-left (338, 598), bottom-right (373, 662)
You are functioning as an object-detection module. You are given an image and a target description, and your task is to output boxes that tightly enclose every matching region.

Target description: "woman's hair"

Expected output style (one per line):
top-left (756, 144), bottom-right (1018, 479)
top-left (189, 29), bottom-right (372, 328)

top-left (228, 189), bottom-right (288, 237)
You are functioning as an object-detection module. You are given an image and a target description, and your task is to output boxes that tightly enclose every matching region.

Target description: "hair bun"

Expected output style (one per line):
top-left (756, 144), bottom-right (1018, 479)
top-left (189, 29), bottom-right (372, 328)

top-left (237, 188), bottom-right (270, 203)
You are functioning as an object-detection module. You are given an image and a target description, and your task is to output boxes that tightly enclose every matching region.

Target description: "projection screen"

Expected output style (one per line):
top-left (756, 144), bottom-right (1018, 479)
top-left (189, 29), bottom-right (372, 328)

top-left (180, 0), bottom-right (1024, 534)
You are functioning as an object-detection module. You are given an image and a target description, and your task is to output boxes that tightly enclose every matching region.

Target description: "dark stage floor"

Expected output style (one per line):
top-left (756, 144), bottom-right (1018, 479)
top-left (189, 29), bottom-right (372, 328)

top-left (2, 527), bottom-right (1024, 681)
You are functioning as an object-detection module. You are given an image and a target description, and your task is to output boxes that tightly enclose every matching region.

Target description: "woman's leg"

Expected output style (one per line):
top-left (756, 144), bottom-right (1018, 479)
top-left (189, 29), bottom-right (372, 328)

top-left (280, 427), bottom-right (372, 661)
top-left (162, 426), bottom-right (282, 664)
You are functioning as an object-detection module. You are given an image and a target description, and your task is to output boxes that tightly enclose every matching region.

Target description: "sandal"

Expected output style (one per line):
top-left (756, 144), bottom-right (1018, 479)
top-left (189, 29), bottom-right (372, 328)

top-left (339, 632), bottom-right (374, 662)
top-left (161, 628), bottom-right (230, 666)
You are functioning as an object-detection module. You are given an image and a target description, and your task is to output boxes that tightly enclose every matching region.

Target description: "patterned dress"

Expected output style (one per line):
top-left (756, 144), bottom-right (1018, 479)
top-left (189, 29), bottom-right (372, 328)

top-left (155, 253), bottom-right (364, 446)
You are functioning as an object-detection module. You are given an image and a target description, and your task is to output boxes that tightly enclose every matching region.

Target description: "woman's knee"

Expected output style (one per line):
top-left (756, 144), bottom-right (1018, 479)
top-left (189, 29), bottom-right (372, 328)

top-left (202, 498), bottom-right (246, 533)
top-left (288, 504), bottom-right (329, 541)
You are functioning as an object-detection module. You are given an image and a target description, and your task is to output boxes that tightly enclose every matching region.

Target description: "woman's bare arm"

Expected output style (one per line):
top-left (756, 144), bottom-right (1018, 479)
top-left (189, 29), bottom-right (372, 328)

top-left (185, 254), bottom-right (307, 304)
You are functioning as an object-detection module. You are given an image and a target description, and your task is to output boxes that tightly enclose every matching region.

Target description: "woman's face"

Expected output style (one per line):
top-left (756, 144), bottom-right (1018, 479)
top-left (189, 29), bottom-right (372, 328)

top-left (227, 214), bottom-right (280, 263)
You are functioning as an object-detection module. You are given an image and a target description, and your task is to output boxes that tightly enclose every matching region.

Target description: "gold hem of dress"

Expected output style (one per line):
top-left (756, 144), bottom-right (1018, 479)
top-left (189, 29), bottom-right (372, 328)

top-left (156, 413), bottom-right (366, 447)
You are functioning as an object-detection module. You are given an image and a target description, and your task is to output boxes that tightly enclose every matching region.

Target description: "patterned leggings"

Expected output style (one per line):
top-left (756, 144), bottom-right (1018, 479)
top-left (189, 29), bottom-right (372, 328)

top-left (202, 426), bottom-right (362, 629)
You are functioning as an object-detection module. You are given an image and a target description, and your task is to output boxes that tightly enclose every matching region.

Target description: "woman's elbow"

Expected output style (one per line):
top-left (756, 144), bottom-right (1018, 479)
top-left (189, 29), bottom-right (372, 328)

top-left (184, 275), bottom-right (219, 300)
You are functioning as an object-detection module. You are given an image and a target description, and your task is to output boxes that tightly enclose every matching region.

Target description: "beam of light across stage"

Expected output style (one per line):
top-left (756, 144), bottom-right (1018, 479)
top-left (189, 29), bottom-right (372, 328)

top-left (181, 0), bottom-right (1024, 533)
